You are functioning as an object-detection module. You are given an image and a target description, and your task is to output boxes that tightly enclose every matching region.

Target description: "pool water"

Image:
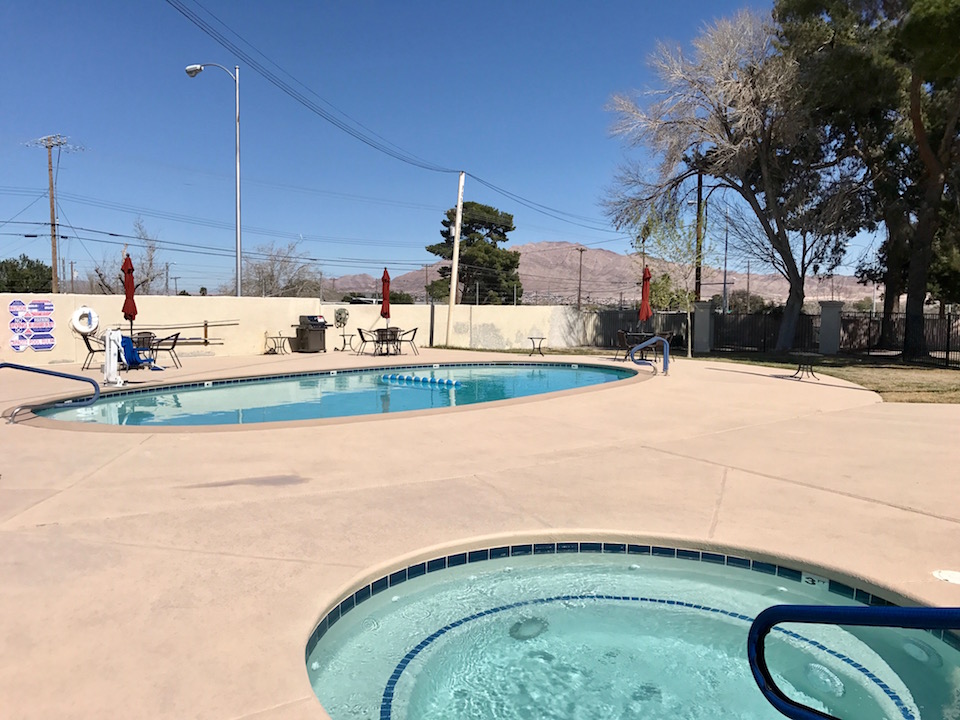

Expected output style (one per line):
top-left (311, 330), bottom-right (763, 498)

top-left (38, 362), bottom-right (633, 426)
top-left (306, 552), bottom-right (960, 720)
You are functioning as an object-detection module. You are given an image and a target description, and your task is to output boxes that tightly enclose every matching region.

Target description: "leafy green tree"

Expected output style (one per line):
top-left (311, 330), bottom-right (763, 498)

top-left (711, 289), bottom-right (770, 313)
top-left (426, 202), bottom-right (522, 305)
top-left (0, 254), bottom-right (52, 292)
top-left (638, 210), bottom-right (703, 357)
top-left (777, 0), bottom-right (960, 357)
top-left (389, 290), bottom-right (414, 305)
top-left (652, 274), bottom-right (693, 311)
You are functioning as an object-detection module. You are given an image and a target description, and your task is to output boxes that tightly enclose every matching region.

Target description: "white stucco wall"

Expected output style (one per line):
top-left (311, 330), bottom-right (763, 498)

top-left (1, 293), bottom-right (597, 366)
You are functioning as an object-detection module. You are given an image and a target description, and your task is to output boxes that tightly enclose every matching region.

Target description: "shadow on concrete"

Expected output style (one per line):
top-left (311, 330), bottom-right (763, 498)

top-left (704, 366), bottom-right (875, 392)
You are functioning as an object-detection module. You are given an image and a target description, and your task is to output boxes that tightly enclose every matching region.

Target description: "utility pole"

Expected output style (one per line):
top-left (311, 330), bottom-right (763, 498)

top-left (576, 247), bottom-right (585, 310)
top-left (476, 281), bottom-right (480, 305)
top-left (172, 276), bottom-right (181, 295)
top-left (445, 171), bottom-right (465, 345)
top-left (423, 265), bottom-right (429, 303)
top-left (70, 261), bottom-right (75, 293)
top-left (694, 171), bottom-right (703, 301)
top-left (746, 260), bottom-right (751, 304)
top-left (513, 283), bottom-right (517, 306)
top-left (165, 263), bottom-right (170, 295)
top-left (34, 135), bottom-right (68, 292)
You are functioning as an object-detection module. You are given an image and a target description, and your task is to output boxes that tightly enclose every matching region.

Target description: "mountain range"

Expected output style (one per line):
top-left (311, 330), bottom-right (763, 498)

top-left (326, 241), bottom-right (873, 306)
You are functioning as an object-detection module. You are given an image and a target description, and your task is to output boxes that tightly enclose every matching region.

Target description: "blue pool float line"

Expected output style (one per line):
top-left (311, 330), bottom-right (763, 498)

top-left (381, 374), bottom-right (461, 387)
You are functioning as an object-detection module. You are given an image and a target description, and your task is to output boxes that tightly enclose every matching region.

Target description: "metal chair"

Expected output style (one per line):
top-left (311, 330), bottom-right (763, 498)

top-left (153, 332), bottom-right (182, 368)
top-left (355, 328), bottom-right (375, 355)
top-left (81, 334), bottom-right (105, 370)
top-left (397, 327), bottom-right (419, 355)
top-left (613, 330), bottom-right (630, 361)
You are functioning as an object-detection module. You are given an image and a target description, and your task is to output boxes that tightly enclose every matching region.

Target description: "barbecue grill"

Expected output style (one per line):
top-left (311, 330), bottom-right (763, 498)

top-left (294, 315), bottom-right (328, 353)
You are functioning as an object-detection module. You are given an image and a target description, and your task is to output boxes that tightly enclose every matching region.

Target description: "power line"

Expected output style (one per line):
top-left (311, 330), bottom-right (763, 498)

top-left (163, 0), bottom-right (622, 235)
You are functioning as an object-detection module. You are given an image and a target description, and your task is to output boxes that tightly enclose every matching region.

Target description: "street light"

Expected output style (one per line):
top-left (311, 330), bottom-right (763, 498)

top-left (186, 62), bottom-right (242, 297)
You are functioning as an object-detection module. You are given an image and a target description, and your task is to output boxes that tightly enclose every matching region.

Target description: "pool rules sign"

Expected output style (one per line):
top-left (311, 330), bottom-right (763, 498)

top-left (8, 299), bottom-right (57, 352)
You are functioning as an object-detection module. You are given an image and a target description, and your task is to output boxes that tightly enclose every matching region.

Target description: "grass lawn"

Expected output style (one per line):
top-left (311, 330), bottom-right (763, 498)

top-left (451, 345), bottom-right (960, 403)
top-left (699, 353), bottom-right (960, 403)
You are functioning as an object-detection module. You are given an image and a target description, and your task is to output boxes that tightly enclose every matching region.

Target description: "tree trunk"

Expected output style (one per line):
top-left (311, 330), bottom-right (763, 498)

top-left (879, 209), bottom-right (909, 349)
top-left (903, 177), bottom-right (944, 358)
top-left (775, 284), bottom-right (805, 352)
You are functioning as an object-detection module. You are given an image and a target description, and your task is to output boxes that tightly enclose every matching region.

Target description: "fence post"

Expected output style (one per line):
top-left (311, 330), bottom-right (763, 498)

top-left (693, 302), bottom-right (713, 354)
top-left (818, 301), bottom-right (844, 355)
top-left (947, 314), bottom-right (953, 368)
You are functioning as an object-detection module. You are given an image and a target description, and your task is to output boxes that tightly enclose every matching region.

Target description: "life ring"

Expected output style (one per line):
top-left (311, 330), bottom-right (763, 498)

top-left (70, 306), bottom-right (100, 335)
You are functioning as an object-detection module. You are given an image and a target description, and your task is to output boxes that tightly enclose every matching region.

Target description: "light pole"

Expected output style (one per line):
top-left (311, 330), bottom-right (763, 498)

top-left (186, 63), bottom-right (242, 297)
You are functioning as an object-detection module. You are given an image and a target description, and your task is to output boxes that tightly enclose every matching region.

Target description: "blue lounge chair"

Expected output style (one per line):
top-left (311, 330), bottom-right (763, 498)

top-left (120, 336), bottom-right (156, 371)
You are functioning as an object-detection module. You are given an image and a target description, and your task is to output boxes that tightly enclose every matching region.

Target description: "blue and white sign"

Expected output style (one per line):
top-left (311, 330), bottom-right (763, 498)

top-left (28, 333), bottom-right (56, 351)
top-left (8, 298), bottom-right (57, 352)
top-left (28, 299), bottom-right (55, 316)
top-left (28, 315), bottom-right (55, 333)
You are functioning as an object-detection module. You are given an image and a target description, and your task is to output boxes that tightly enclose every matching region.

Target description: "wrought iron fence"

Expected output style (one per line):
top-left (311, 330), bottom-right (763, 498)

top-left (593, 310), bottom-right (689, 348)
top-left (841, 312), bottom-right (958, 368)
top-left (713, 313), bottom-right (819, 352)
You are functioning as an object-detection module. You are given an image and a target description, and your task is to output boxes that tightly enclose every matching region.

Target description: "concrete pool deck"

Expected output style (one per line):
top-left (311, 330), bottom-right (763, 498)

top-left (1, 349), bottom-right (959, 719)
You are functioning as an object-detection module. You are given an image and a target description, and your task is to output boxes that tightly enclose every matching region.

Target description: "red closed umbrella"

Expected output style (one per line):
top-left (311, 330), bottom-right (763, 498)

top-left (380, 268), bottom-right (391, 326)
top-left (121, 254), bottom-right (137, 336)
top-left (638, 266), bottom-right (653, 325)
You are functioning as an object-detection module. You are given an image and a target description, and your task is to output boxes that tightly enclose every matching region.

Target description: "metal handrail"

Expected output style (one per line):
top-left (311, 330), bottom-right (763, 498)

top-left (627, 335), bottom-right (671, 375)
top-left (748, 604), bottom-right (960, 720)
top-left (1, 362), bottom-right (101, 424)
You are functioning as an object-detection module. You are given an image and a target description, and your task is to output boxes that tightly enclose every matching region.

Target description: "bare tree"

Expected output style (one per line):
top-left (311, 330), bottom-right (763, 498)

top-left (606, 10), bottom-right (862, 351)
top-left (91, 218), bottom-right (165, 294)
top-left (222, 241), bottom-right (322, 297)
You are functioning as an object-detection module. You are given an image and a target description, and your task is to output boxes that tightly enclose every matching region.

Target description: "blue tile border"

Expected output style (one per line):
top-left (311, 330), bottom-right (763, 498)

top-left (305, 540), bottom-right (909, 663)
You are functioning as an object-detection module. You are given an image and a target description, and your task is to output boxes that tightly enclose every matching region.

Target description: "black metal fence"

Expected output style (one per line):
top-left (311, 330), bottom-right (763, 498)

top-left (712, 313), bottom-right (819, 353)
top-left (841, 312), bottom-right (959, 368)
top-left (593, 310), bottom-right (689, 348)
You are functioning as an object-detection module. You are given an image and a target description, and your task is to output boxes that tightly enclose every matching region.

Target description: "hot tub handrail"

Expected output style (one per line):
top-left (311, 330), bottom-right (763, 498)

top-left (627, 335), bottom-right (670, 375)
top-left (748, 604), bottom-right (960, 720)
top-left (1, 362), bottom-right (100, 424)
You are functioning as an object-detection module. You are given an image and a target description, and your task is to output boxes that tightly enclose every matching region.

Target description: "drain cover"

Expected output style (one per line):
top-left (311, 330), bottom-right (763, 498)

top-left (933, 570), bottom-right (960, 584)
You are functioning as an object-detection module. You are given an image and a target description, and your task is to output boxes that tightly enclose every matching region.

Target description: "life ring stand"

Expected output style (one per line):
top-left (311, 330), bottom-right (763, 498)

top-left (70, 306), bottom-right (100, 335)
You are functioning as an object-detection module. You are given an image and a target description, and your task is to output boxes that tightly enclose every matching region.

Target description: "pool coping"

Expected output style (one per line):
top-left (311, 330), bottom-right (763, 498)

top-left (12, 359), bottom-right (647, 433)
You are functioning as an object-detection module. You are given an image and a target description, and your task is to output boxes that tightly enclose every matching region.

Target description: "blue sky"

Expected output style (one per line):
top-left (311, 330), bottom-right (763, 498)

top-left (1, 0), bottom-right (872, 293)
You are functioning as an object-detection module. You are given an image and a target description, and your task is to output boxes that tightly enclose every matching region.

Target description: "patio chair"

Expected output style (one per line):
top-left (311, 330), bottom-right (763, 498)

top-left (119, 335), bottom-right (155, 371)
top-left (81, 333), bottom-right (105, 370)
top-left (397, 327), bottom-right (419, 355)
top-left (153, 332), bottom-right (182, 368)
top-left (355, 328), bottom-right (375, 355)
top-left (613, 330), bottom-right (630, 361)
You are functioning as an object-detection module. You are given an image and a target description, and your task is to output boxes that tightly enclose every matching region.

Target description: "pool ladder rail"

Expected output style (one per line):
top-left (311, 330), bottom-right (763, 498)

top-left (1, 362), bottom-right (101, 424)
top-left (748, 604), bottom-right (960, 720)
top-left (627, 335), bottom-right (670, 375)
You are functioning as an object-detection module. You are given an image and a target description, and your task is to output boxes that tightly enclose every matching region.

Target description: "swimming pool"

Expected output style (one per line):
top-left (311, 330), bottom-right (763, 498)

top-left (36, 362), bottom-right (635, 426)
top-left (306, 543), bottom-right (960, 720)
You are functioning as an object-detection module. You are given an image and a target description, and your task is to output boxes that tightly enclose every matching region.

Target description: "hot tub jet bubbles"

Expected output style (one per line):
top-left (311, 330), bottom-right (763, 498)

top-left (510, 617), bottom-right (549, 641)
